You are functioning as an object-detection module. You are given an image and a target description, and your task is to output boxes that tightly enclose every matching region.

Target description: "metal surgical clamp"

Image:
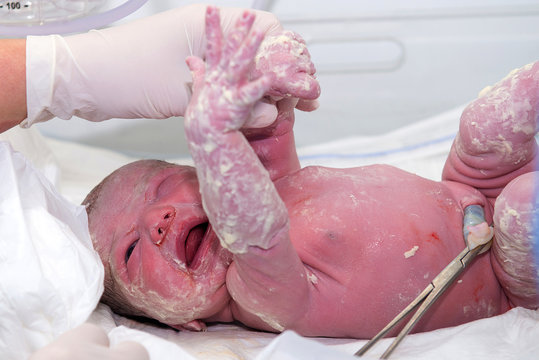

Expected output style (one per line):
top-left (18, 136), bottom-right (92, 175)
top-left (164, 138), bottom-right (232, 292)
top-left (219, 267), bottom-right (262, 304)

top-left (355, 205), bottom-right (492, 359)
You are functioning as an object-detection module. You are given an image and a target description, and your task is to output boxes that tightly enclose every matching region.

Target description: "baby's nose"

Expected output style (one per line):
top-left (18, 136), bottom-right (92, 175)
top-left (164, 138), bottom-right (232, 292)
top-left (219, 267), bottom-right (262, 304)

top-left (145, 206), bottom-right (175, 245)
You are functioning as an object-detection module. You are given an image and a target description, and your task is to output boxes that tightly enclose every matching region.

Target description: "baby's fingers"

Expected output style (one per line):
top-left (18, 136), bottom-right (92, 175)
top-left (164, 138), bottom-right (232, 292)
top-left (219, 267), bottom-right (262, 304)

top-left (222, 11), bottom-right (256, 70)
top-left (229, 30), bottom-right (265, 82)
top-left (185, 56), bottom-right (206, 93)
top-left (205, 6), bottom-right (223, 68)
top-left (238, 75), bottom-right (272, 106)
top-left (289, 73), bottom-right (321, 100)
top-left (270, 72), bottom-right (321, 100)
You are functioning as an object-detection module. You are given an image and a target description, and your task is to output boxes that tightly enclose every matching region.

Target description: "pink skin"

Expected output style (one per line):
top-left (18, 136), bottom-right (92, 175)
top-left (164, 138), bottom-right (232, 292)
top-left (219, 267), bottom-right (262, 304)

top-left (443, 61), bottom-right (539, 309)
top-left (491, 172), bottom-right (539, 308)
top-left (89, 161), bottom-right (232, 330)
top-left (91, 7), bottom-right (537, 338)
top-left (443, 62), bottom-right (538, 203)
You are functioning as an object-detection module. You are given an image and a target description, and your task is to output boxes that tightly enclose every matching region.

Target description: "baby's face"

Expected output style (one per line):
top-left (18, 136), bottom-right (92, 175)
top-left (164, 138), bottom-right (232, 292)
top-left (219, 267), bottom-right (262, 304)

top-left (90, 161), bottom-right (231, 327)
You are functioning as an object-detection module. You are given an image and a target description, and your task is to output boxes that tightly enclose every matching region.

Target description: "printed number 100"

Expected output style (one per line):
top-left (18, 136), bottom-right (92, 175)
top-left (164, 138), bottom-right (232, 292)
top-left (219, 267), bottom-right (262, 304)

top-left (6, 2), bottom-right (22, 10)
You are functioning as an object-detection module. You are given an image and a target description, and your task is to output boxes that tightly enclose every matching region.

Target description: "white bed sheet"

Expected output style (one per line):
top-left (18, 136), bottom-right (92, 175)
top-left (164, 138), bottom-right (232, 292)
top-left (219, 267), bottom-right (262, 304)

top-left (3, 106), bottom-right (538, 360)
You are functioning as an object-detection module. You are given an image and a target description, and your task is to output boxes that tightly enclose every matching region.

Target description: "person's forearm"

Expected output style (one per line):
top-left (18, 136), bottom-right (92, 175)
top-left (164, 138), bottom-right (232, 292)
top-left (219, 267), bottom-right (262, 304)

top-left (0, 39), bottom-right (26, 133)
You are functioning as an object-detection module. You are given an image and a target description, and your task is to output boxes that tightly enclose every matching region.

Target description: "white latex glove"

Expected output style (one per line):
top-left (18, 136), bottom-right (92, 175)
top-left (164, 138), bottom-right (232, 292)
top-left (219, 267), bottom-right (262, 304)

top-left (29, 323), bottom-right (149, 360)
top-left (23, 4), bottom-right (289, 127)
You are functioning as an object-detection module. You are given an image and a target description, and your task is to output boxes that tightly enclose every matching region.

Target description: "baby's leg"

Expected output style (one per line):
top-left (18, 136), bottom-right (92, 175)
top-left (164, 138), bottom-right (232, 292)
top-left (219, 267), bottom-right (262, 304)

top-left (442, 62), bottom-right (538, 201)
top-left (491, 172), bottom-right (539, 309)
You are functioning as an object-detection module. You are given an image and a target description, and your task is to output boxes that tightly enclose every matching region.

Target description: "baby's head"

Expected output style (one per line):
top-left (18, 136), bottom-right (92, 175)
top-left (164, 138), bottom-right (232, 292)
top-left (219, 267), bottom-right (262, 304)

top-left (83, 159), bottom-right (232, 328)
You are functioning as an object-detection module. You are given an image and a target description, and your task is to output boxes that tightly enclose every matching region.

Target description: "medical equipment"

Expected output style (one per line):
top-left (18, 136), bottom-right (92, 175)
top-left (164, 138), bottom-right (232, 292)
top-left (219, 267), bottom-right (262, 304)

top-left (355, 205), bottom-right (494, 359)
top-left (0, 0), bottom-right (147, 36)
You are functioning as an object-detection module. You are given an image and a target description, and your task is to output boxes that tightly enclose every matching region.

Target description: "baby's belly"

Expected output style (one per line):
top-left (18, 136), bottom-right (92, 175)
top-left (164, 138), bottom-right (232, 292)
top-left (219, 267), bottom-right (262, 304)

top-left (278, 165), bottom-right (508, 338)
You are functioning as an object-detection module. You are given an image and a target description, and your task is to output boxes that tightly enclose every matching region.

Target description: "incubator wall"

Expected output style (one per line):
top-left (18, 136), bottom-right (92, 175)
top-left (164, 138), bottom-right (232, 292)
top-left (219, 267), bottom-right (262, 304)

top-left (32, 0), bottom-right (539, 158)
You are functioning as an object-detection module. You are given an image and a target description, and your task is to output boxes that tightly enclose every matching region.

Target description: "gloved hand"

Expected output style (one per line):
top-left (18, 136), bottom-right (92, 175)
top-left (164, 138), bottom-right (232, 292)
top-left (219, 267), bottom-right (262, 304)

top-left (29, 323), bottom-right (149, 360)
top-left (23, 4), bottom-right (318, 128)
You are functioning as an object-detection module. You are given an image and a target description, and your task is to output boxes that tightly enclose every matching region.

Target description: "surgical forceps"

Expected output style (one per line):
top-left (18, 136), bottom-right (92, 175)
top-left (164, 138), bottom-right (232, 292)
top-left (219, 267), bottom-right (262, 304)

top-left (355, 235), bottom-right (492, 359)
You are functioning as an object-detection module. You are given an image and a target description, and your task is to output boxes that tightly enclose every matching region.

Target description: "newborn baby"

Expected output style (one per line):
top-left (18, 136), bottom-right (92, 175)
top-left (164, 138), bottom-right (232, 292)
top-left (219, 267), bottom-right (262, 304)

top-left (84, 7), bottom-right (538, 338)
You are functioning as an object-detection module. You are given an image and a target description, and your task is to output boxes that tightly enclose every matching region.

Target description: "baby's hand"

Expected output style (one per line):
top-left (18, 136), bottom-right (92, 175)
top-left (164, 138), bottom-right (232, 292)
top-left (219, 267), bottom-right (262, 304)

top-left (252, 31), bottom-right (321, 102)
top-left (242, 31), bottom-right (320, 129)
top-left (185, 7), bottom-right (271, 132)
top-left (185, 6), bottom-right (290, 254)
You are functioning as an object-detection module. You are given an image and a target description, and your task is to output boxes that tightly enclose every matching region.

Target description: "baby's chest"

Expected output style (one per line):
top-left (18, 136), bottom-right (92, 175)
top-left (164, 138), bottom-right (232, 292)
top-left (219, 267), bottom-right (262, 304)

top-left (271, 166), bottom-right (500, 334)
top-left (277, 166), bottom-right (468, 281)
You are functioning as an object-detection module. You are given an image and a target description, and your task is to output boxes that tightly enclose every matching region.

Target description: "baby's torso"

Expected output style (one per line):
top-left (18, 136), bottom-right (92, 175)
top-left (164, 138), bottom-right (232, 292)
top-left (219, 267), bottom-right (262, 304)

top-left (274, 164), bottom-right (508, 337)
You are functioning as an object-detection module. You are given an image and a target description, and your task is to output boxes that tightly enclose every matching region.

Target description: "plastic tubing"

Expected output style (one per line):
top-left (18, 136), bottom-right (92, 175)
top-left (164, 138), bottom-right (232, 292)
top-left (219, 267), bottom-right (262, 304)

top-left (462, 204), bottom-right (486, 246)
top-left (0, 0), bottom-right (148, 37)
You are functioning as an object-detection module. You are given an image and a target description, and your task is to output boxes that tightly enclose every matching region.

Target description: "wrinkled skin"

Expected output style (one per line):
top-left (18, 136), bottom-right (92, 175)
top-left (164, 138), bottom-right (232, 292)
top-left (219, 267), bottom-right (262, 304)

top-left (88, 7), bottom-right (538, 338)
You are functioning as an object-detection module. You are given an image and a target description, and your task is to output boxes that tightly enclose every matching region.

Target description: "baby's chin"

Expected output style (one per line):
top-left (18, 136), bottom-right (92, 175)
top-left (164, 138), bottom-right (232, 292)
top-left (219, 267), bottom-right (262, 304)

top-left (124, 237), bottom-right (233, 328)
top-left (134, 272), bottom-right (232, 328)
top-left (145, 291), bottom-right (231, 331)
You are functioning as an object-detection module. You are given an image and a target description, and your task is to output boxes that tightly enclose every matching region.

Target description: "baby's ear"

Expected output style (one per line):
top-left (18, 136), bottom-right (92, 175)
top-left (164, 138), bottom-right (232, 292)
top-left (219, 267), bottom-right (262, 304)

top-left (172, 319), bottom-right (207, 332)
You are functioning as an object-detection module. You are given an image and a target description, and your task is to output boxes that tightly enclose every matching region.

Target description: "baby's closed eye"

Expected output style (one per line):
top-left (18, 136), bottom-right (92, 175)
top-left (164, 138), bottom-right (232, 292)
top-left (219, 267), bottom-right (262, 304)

top-left (125, 239), bottom-right (139, 263)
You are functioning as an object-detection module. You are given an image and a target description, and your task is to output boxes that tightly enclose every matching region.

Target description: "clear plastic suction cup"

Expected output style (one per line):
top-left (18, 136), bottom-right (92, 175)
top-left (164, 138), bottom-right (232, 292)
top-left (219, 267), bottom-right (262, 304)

top-left (0, 0), bottom-right (148, 36)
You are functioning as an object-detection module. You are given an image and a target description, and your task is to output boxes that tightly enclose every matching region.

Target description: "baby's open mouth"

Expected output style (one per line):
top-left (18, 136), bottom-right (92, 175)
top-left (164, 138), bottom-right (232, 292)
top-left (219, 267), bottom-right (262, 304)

top-left (185, 222), bottom-right (209, 267)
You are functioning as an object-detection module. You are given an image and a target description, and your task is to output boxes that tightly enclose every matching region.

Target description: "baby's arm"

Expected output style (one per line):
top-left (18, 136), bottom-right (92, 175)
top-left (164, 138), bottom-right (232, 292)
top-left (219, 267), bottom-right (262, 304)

top-left (242, 98), bottom-right (302, 180)
top-left (243, 30), bottom-right (320, 180)
top-left (184, 7), bottom-right (310, 332)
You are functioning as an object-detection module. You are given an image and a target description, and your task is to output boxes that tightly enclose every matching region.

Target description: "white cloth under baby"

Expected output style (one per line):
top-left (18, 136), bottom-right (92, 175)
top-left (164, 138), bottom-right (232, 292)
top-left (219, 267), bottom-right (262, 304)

top-left (0, 141), bottom-right (103, 360)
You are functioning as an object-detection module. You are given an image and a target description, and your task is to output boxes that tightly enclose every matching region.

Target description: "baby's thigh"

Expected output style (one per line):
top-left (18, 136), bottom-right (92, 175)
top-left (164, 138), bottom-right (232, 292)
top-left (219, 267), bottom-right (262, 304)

top-left (491, 171), bottom-right (539, 309)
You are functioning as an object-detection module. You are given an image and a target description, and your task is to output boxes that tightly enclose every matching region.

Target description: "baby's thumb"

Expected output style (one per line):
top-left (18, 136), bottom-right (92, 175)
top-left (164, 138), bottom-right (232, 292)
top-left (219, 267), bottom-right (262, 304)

top-left (186, 56), bottom-right (206, 91)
